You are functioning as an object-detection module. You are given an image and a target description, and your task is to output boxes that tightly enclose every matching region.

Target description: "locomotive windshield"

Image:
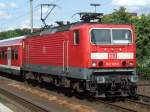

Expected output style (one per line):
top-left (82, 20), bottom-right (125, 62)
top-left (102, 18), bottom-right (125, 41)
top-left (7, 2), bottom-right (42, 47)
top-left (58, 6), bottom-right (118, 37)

top-left (91, 29), bottom-right (132, 44)
top-left (91, 29), bottom-right (111, 44)
top-left (112, 29), bottom-right (132, 44)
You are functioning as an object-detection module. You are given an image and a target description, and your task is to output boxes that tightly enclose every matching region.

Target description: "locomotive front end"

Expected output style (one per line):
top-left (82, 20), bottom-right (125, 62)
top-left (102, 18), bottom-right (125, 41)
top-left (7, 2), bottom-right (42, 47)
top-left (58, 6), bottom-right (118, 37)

top-left (87, 25), bottom-right (137, 97)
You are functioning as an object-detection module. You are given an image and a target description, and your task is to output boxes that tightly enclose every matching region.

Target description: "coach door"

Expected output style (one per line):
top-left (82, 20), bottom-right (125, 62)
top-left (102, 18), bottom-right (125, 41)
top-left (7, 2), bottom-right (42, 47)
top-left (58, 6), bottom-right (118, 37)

top-left (63, 41), bottom-right (69, 73)
top-left (7, 47), bottom-right (11, 66)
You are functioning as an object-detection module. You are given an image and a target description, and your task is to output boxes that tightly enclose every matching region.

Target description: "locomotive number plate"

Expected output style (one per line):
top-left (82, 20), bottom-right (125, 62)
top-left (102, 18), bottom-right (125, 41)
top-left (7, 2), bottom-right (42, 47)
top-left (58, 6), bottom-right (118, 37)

top-left (108, 53), bottom-right (117, 59)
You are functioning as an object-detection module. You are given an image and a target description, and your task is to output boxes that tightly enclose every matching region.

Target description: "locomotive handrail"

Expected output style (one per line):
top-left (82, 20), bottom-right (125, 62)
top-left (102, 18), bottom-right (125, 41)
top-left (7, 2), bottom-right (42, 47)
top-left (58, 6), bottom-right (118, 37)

top-left (66, 41), bottom-right (69, 73)
top-left (63, 41), bottom-right (65, 72)
top-left (63, 41), bottom-right (69, 73)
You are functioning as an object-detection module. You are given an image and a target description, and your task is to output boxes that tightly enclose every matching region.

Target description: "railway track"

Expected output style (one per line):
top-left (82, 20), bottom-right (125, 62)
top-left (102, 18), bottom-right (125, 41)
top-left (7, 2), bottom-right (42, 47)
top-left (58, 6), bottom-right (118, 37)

top-left (138, 84), bottom-right (150, 86)
top-left (96, 99), bottom-right (136, 112)
top-left (96, 98), bottom-right (150, 112)
top-left (1, 75), bottom-right (150, 112)
top-left (0, 88), bottom-right (49, 112)
top-left (137, 94), bottom-right (150, 103)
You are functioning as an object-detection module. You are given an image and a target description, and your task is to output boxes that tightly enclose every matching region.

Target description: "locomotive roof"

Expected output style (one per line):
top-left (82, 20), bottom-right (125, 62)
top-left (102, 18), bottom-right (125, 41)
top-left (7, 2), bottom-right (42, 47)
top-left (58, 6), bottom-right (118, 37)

top-left (28, 22), bottom-right (99, 36)
top-left (27, 22), bottom-right (133, 37)
top-left (0, 36), bottom-right (26, 47)
top-left (39, 24), bottom-right (73, 35)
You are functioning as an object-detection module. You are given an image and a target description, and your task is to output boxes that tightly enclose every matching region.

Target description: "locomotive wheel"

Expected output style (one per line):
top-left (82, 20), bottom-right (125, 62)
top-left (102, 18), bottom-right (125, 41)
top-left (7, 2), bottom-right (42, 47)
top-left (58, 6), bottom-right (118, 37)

top-left (21, 74), bottom-right (26, 82)
top-left (64, 88), bottom-right (73, 97)
top-left (23, 72), bottom-right (32, 84)
top-left (37, 75), bottom-right (43, 84)
top-left (38, 75), bottom-right (45, 88)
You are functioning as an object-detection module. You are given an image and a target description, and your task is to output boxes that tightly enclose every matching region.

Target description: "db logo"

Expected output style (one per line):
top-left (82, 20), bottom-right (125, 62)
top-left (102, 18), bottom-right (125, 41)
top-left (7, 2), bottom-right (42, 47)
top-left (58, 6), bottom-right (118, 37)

top-left (108, 53), bottom-right (117, 59)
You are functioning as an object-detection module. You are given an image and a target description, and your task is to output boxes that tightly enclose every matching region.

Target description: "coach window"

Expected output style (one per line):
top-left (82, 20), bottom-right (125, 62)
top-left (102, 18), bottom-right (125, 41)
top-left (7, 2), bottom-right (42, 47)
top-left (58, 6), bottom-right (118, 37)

top-left (5, 51), bottom-right (7, 60)
top-left (74, 30), bottom-right (80, 45)
top-left (11, 50), bottom-right (14, 60)
top-left (2, 51), bottom-right (5, 60)
top-left (14, 49), bottom-right (18, 60)
top-left (0, 51), bottom-right (2, 60)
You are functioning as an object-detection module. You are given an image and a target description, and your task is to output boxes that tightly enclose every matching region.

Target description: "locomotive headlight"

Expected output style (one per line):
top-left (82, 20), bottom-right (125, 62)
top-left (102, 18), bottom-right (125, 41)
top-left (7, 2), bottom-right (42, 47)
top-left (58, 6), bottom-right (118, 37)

top-left (128, 61), bottom-right (134, 67)
top-left (92, 62), bottom-right (97, 67)
top-left (131, 75), bottom-right (138, 83)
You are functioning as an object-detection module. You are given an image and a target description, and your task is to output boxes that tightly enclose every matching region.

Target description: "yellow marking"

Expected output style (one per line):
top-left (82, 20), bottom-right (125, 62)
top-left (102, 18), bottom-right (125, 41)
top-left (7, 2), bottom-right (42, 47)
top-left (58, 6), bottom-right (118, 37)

top-left (48, 96), bottom-right (57, 101)
top-left (30, 90), bottom-right (39, 94)
top-left (8, 83), bottom-right (17, 86)
top-left (24, 87), bottom-right (32, 92)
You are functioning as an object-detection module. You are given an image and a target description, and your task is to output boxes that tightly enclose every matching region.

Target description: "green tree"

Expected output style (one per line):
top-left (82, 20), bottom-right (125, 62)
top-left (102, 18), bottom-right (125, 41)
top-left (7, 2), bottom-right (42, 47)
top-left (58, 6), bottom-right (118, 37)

top-left (0, 28), bottom-right (30, 40)
top-left (102, 7), bottom-right (132, 24)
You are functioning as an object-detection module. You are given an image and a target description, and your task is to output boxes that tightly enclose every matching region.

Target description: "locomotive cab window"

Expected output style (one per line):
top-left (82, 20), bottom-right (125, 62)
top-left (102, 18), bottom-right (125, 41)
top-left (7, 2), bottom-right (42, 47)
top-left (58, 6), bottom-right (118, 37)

top-left (91, 29), bottom-right (111, 44)
top-left (74, 30), bottom-right (80, 45)
top-left (91, 29), bottom-right (132, 45)
top-left (112, 29), bottom-right (132, 44)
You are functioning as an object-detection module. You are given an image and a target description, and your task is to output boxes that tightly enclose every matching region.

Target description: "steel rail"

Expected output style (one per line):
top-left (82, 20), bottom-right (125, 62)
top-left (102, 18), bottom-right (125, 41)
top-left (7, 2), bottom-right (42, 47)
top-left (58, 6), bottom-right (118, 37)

top-left (137, 84), bottom-right (150, 86)
top-left (96, 98), bottom-right (150, 112)
top-left (127, 99), bottom-right (150, 110)
top-left (96, 100), bottom-right (137, 112)
top-left (0, 88), bottom-right (50, 112)
top-left (137, 94), bottom-right (150, 102)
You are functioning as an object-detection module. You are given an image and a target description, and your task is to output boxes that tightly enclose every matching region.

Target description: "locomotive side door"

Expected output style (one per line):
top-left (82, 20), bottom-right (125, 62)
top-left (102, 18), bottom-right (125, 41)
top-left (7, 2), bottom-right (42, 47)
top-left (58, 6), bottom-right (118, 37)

top-left (63, 40), bottom-right (69, 73)
top-left (7, 47), bottom-right (11, 66)
top-left (25, 42), bottom-right (30, 64)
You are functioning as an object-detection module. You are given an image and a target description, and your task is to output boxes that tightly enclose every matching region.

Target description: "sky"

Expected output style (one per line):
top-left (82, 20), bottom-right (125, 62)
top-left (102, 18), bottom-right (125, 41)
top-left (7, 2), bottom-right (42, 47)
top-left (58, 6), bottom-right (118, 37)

top-left (0, 0), bottom-right (150, 31)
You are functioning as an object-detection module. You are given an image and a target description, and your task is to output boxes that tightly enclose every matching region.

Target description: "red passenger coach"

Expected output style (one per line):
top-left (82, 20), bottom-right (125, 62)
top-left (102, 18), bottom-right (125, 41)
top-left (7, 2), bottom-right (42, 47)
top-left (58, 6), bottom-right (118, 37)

top-left (0, 36), bottom-right (25, 75)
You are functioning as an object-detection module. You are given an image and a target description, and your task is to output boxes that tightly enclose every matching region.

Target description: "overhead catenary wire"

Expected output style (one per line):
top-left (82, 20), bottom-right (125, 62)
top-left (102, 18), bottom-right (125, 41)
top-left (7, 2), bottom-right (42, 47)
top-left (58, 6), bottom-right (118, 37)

top-left (0, 0), bottom-right (61, 32)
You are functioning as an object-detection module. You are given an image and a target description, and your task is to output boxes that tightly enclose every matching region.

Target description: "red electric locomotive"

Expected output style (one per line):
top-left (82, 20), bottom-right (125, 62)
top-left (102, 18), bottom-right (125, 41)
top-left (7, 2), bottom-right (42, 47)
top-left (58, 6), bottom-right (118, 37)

top-left (22, 13), bottom-right (137, 97)
top-left (0, 13), bottom-right (138, 97)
